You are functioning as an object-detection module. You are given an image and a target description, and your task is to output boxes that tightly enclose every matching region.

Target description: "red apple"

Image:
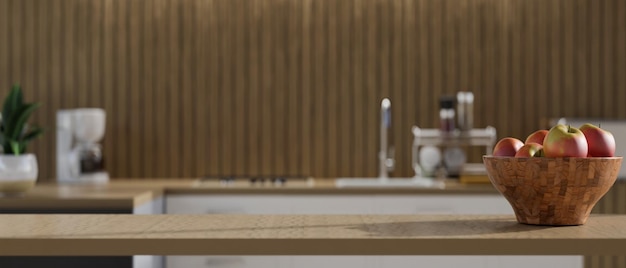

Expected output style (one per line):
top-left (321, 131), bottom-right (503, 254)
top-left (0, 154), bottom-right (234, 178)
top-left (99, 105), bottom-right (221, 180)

top-left (579, 123), bottom-right (616, 157)
top-left (493, 137), bottom-right (524, 157)
top-left (515, 143), bottom-right (544, 158)
top-left (525, 129), bottom-right (549, 145)
top-left (543, 124), bottom-right (588, 158)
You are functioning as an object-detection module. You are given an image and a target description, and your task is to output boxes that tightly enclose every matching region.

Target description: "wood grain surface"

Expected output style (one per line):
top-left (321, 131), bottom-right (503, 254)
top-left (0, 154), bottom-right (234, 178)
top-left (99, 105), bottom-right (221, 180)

top-left (0, 0), bottom-right (625, 182)
top-left (1, 214), bottom-right (626, 256)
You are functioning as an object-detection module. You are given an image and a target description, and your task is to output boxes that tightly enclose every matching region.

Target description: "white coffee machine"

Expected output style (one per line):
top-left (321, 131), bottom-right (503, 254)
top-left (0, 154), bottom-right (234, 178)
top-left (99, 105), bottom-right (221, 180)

top-left (56, 108), bottom-right (109, 184)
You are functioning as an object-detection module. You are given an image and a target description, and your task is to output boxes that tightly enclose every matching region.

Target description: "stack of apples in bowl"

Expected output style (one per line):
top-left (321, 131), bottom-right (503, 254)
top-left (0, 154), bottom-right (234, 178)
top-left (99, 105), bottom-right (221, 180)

top-left (483, 124), bottom-right (622, 226)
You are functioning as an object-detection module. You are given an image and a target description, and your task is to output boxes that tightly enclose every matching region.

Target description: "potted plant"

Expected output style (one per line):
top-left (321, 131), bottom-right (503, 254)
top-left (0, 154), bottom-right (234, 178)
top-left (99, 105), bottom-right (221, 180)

top-left (0, 84), bottom-right (43, 195)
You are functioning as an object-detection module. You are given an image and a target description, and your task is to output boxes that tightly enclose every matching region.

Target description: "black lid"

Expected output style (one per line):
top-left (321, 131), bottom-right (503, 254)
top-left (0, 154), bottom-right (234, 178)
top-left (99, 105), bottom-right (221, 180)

top-left (440, 96), bottom-right (455, 109)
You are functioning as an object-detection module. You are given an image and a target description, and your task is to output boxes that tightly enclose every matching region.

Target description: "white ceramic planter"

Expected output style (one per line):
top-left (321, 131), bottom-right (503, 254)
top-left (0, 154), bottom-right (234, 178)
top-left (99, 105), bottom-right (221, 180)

top-left (0, 154), bottom-right (38, 195)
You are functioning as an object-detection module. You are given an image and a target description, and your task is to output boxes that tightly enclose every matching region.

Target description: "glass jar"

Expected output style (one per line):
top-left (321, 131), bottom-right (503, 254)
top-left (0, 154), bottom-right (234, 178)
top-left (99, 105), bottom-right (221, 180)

top-left (439, 96), bottom-right (456, 133)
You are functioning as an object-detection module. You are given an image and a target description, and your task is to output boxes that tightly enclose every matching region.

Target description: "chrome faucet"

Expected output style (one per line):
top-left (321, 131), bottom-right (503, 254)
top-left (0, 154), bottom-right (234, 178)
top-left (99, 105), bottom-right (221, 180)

top-left (379, 98), bottom-right (394, 179)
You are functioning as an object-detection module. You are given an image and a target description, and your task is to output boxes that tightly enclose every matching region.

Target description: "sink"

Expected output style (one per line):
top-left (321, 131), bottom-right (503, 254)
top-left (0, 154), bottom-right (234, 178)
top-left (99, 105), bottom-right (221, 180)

top-left (335, 177), bottom-right (445, 189)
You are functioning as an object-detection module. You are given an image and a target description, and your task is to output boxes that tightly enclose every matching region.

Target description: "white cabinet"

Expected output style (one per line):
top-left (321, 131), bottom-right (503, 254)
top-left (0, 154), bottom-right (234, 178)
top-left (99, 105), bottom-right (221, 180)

top-left (134, 196), bottom-right (165, 268)
top-left (290, 256), bottom-right (378, 268)
top-left (167, 256), bottom-right (291, 268)
top-left (165, 194), bottom-right (506, 215)
top-left (379, 256), bottom-right (583, 268)
top-left (165, 194), bottom-right (581, 268)
top-left (134, 196), bottom-right (165, 214)
top-left (373, 195), bottom-right (512, 214)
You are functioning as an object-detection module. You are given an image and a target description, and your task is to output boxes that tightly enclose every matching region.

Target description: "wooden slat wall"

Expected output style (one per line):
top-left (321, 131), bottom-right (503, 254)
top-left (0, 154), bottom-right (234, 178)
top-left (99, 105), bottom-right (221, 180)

top-left (0, 2), bottom-right (625, 267)
top-left (0, 0), bottom-right (625, 176)
top-left (0, 0), bottom-right (624, 193)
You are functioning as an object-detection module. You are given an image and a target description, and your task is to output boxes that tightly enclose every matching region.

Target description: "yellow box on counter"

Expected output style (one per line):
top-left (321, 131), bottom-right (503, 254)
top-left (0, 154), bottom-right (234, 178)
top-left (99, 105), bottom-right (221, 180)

top-left (459, 163), bottom-right (490, 184)
top-left (459, 174), bottom-right (491, 184)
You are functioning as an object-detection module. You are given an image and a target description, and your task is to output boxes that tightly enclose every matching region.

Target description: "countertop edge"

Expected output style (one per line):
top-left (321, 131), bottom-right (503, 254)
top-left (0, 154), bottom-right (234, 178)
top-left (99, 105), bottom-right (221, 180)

top-left (0, 238), bottom-right (621, 256)
top-left (0, 214), bottom-right (625, 256)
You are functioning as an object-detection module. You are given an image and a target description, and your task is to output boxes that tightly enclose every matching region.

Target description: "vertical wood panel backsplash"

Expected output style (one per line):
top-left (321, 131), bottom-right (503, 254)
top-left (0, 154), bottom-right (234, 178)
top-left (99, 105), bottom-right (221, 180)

top-left (1, 0), bottom-right (625, 181)
top-left (1, 1), bottom-right (626, 267)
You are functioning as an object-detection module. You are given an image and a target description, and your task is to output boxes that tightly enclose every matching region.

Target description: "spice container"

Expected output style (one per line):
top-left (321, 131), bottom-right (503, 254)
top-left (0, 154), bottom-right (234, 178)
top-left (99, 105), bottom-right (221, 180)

top-left (439, 96), bottom-right (456, 133)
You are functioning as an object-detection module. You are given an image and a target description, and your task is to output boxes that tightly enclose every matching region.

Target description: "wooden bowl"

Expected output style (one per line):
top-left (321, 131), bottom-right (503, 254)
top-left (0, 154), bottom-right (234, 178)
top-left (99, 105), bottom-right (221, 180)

top-left (483, 156), bottom-right (622, 226)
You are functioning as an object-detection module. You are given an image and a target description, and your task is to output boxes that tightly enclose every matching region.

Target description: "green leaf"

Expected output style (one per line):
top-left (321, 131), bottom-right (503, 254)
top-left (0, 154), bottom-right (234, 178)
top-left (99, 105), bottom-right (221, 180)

top-left (0, 85), bottom-right (42, 154)
top-left (22, 127), bottom-right (43, 142)
top-left (2, 84), bottom-right (22, 132)
top-left (8, 102), bottom-right (40, 140)
top-left (9, 140), bottom-right (20, 155)
top-left (12, 84), bottom-right (24, 108)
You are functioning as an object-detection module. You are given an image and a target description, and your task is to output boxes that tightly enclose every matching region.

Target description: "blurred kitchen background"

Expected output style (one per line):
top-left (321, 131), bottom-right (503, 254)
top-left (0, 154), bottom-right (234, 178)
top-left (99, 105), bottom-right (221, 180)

top-left (1, 0), bottom-right (625, 181)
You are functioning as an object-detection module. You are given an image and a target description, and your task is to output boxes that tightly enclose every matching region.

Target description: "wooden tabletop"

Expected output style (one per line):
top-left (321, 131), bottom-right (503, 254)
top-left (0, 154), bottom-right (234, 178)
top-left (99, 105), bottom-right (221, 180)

top-left (1, 214), bottom-right (625, 256)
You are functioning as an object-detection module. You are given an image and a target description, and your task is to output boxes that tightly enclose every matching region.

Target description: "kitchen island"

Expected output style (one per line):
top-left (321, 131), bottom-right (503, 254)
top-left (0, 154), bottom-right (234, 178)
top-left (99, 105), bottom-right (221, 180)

top-left (0, 179), bottom-right (498, 212)
top-left (0, 214), bottom-right (624, 256)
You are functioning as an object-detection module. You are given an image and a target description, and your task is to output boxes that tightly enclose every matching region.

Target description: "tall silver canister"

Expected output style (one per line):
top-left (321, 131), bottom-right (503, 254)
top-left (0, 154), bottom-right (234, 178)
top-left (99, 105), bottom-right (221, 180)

top-left (457, 91), bottom-right (474, 132)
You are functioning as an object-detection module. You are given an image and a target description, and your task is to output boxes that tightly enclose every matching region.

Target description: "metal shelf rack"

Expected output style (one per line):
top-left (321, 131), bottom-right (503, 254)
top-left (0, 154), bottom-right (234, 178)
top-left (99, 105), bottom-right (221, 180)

top-left (411, 126), bottom-right (497, 177)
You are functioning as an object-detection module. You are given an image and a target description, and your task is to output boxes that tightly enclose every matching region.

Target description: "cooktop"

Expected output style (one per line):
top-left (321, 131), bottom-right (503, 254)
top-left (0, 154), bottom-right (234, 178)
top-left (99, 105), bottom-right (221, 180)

top-left (196, 175), bottom-right (314, 187)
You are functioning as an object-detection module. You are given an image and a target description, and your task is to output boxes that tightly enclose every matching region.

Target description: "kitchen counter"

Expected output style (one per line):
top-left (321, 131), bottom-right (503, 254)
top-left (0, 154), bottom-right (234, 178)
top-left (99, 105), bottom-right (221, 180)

top-left (180, 178), bottom-right (498, 195)
top-left (0, 184), bottom-right (165, 211)
top-left (0, 179), bottom-right (498, 211)
top-left (0, 214), bottom-right (624, 256)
